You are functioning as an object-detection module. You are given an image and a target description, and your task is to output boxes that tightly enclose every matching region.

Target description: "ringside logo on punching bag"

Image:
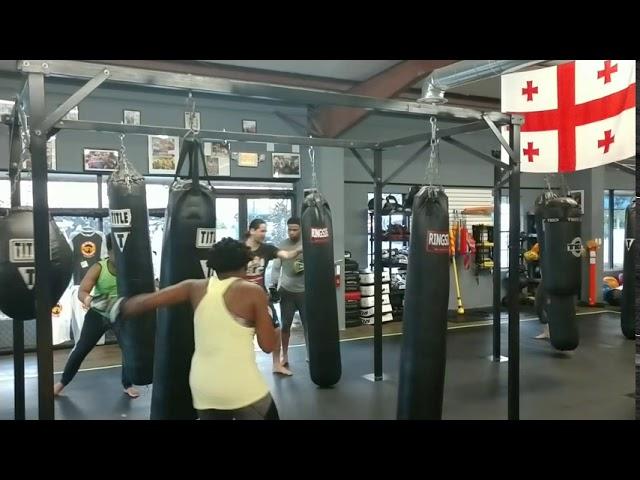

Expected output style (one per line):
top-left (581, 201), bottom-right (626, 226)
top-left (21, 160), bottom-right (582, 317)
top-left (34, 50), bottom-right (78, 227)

top-left (425, 230), bottom-right (450, 254)
top-left (310, 227), bottom-right (330, 244)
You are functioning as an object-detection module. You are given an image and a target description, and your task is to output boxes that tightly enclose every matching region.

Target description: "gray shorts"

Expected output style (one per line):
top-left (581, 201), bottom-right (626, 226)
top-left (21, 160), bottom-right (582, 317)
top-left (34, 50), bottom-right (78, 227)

top-left (197, 394), bottom-right (279, 420)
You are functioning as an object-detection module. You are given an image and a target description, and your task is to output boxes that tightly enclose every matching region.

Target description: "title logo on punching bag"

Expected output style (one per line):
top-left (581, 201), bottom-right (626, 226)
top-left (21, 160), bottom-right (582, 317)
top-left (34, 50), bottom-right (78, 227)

top-left (426, 230), bottom-right (450, 254)
top-left (113, 232), bottom-right (130, 252)
top-left (110, 209), bottom-right (132, 228)
top-left (9, 239), bottom-right (34, 263)
top-left (626, 238), bottom-right (635, 251)
top-left (566, 237), bottom-right (584, 258)
top-left (196, 228), bottom-right (216, 249)
top-left (18, 266), bottom-right (35, 290)
top-left (310, 227), bottom-right (330, 244)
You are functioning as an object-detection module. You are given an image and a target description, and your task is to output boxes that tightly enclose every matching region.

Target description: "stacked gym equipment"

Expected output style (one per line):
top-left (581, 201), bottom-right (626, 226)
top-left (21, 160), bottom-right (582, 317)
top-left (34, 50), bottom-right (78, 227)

top-left (344, 254), bottom-right (361, 327)
top-left (359, 269), bottom-right (392, 325)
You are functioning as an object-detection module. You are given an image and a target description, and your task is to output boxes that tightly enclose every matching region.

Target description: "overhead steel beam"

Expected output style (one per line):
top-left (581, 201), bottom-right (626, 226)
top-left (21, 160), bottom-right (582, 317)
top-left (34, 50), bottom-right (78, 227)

top-left (18, 60), bottom-right (513, 125)
top-left (54, 120), bottom-right (379, 149)
top-left (349, 148), bottom-right (375, 180)
top-left (40, 68), bottom-right (111, 133)
top-left (441, 137), bottom-right (509, 170)
top-left (376, 120), bottom-right (489, 149)
top-left (382, 143), bottom-right (431, 186)
top-left (483, 115), bottom-right (517, 163)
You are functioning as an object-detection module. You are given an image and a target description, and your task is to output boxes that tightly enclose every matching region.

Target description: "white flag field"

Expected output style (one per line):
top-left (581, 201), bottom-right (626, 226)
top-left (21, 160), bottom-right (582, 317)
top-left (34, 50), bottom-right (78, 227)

top-left (501, 60), bottom-right (636, 173)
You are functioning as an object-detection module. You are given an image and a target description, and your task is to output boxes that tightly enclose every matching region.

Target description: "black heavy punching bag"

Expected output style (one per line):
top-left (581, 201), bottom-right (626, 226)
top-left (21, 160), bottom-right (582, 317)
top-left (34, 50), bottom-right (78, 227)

top-left (151, 139), bottom-right (216, 420)
top-left (0, 207), bottom-right (73, 320)
top-left (534, 192), bottom-right (556, 325)
top-left (108, 157), bottom-right (156, 385)
top-left (397, 187), bottom-right (450, 420)
top-left (301, 191), bottom-right (341, 387)
top-left (541, 197), bottom-right (582, 351)
top-left (621, 201), bottom-right (635, 339)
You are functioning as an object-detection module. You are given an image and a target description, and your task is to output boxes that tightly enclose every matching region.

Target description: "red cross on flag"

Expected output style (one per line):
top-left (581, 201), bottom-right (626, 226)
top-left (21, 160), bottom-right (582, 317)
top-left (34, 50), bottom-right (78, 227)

top-left (500, 60), bottom-right (635, 173)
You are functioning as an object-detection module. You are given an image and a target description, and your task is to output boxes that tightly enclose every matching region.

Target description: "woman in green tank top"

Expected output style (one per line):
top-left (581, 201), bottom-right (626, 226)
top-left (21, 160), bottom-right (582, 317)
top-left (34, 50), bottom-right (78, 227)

top-left (54, 235), bottom-right (140, 399)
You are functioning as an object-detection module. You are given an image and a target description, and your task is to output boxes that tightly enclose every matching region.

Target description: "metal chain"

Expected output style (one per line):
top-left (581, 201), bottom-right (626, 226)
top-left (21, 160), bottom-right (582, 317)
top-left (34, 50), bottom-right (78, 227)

top-left (425, 116), bottom-right (439, 187)
top-left (308, 136), bottom-right (318, 190)
top-left (184, 90), bottom-right (199, 138)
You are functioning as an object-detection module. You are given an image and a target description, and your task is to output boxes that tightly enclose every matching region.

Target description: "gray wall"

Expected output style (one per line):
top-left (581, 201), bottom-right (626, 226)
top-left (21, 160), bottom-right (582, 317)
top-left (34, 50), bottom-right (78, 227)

top-left (0, 73), bottom-right (312, 181)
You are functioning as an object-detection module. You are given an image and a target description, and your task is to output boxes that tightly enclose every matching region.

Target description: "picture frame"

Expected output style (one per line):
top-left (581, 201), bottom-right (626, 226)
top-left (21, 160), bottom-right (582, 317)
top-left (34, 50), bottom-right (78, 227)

top-left (272, 152), bottom-right (301, 178)
top-left (184, 111), bottom-right (201, 131)
top-left (242, 119), bottom-right (257, 134)
top-left (148, 135), bottom-right (180, 174)
top-left (63, 106), bottom-right (79, 121)
top-left (83, 148), bottom-right (119, 172)
top-left (235, 152), bottom-right (259, 168)
top-left (203, 141), bottom-right (231, 176)
top-left (22, 136), bottom-right (56, 171)
top-left (123, 109), bottom-right (141, 126)
top-left (0, 99), bottom-right (14, 116)
top-left (568, 190), bottom-right (584, 214)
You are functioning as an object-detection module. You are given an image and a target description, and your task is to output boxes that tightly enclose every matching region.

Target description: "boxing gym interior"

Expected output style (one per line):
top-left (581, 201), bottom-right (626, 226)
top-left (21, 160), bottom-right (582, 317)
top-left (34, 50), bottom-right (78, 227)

top-left (0, 60), bottom-right (636, 420)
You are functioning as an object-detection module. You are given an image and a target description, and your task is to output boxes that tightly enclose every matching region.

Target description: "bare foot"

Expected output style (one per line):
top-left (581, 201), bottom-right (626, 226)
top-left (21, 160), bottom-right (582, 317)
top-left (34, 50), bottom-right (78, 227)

top-left (534, 325), bottom-right (550, 340)
top-left (273, 364), bottom-right (293, 376)
top-left (124, 387), bottom-right (140, 398)
top-left (53, 382), bottom-right (65, 397)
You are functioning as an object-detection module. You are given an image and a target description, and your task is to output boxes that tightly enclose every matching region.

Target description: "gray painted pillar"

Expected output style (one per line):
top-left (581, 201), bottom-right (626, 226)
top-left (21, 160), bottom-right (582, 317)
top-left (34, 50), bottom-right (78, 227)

top-left (568, 167), bottom-right (605, 302)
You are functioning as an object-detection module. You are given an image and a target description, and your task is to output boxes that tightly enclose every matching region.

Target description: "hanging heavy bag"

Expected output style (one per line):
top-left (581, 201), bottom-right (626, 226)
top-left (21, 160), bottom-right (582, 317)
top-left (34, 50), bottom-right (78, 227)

top-left (151, 138), bottom-right (216, 420)
top-left (534, 192), bottom-right (554, 325)
top-left (301, 191), bottom-right (341, 387)
top-left (0, 207), bottom-right (73, 320)
top-left (541, 197), bottom-right (582, 351)
top-left (108, 156), bottom-right (156, 385)
top-left (621, 201), bottom-right (635, 339)
top-left (397, 187), bottom-right (450, 420)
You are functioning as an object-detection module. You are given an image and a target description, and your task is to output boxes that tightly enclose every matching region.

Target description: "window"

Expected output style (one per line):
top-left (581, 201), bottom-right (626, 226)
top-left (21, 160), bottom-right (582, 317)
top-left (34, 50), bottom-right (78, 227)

top-left (216, 198), bottom-right (240, 240)
top-left (0, 179), bottom-right (10, 208)
top-left (604, 190), bottom-right (634, 270)
top-left (19, 179), bottom-right (99, 208)
top-left (246, 198), bottom-right (293, 246)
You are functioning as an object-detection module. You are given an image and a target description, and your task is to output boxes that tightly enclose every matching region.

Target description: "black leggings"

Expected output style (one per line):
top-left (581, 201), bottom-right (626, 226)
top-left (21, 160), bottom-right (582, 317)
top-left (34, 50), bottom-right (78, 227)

top-left (279, 288), bottom-right (306, 335)
top-left (60, 308), bottom-right (131, 388)
top-left (197, 394), bottom-right (280, 420)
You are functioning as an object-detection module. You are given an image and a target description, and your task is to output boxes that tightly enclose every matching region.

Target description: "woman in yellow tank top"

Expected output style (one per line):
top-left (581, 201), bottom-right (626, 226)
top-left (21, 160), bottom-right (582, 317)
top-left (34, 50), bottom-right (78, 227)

top-left (113, 238), bottom-right (279, 420)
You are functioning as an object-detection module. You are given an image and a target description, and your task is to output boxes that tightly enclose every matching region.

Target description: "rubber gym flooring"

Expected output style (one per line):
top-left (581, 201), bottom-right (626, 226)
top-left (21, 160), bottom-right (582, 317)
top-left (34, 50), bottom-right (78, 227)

top-left (0, 311), bottom-right (634, 420)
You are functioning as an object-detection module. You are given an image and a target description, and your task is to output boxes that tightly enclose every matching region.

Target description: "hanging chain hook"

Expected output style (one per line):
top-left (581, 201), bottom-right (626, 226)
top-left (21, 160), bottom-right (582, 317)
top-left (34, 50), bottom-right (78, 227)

top-left (308, 136), bottom-right (318, 191)
top-left (119, 132), bottom-right (126, 158)
top-left (183, 90), bottom-right (198, 138)
top-left (425, 116), bottom-right (439, 187)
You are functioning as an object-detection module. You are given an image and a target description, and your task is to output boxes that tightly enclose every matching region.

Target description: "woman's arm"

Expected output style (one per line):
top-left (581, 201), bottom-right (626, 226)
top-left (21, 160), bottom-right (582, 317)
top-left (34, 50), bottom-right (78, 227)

top-left (120, 280), bottom-right (196, 318)
top-left (78, 263), bottom-right (102, 308)
top-left (251, 286), bottom-right (277, 353)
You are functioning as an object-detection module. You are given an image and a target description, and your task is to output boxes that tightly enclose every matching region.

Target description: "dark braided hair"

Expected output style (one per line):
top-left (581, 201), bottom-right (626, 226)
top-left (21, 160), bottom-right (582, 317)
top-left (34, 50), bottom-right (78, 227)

top-left (206, 237), bottom-right (252, 274)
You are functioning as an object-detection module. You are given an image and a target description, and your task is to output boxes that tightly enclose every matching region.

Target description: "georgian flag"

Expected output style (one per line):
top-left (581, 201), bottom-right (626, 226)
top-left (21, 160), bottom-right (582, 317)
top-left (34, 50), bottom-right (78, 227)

top-left (500, 60), bottom-right (636, 173)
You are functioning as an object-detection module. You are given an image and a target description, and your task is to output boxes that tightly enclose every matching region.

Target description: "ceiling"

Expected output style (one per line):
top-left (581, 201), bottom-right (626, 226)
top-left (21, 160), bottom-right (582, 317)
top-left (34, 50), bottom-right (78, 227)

top-left (199, 60), bottom-right (402, 83)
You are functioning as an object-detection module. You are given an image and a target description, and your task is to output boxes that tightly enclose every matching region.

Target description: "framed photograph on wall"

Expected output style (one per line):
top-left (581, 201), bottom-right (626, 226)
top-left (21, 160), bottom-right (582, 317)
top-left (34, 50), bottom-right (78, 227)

top-left (569, 190), bottom-right (584, 214)
top-left (22, 136), bottom-right (57, 171)
top-left (184, 111), bottom-right (201, 131)
top-left (148, 135), bottom-right (180, 174)
top-left (235, 152), bottom-right (259, 167)
top-left (203, 142), bottom-right (231, 176)
top-left (123, 109), bottom-right (141, 125)
top-left (242, 119), bottom-right (257, 134)
top-left (272, 152), bottom-right (301, 178)
top-left (83, 148), bottom-right (119, 172)
top-left (63, 106), bottom-right (79, 121)
top-left (0, 99), bottom-right (14, 116)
